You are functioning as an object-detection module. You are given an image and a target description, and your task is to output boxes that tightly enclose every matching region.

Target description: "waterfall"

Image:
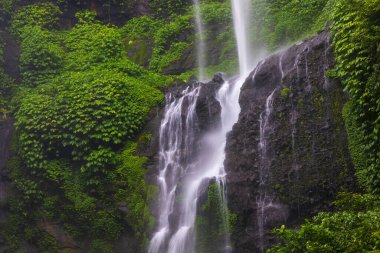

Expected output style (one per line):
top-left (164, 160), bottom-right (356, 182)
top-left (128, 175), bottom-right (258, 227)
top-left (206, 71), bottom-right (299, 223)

top-left (231, 0), bottom-right (252, 75)
top-left (148, 85), bottom-right (201, 253)
top-left (193, 0), bottom-right (206, 81)
top-left (149, 0), bottom-right (258, 251)
top-left (148, 79), bottom-right (240, 253)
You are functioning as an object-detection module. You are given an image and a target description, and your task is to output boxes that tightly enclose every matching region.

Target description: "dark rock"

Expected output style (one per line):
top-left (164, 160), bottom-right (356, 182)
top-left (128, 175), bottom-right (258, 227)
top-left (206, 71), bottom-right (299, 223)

top-left (196, 75), bottom-right (224, 133)
top-left (225, 30), bottom-right (356, 252)
top-left (0, 117), bottom-right (14, 253)
top-left (2, 31), bottom-right (20, 81)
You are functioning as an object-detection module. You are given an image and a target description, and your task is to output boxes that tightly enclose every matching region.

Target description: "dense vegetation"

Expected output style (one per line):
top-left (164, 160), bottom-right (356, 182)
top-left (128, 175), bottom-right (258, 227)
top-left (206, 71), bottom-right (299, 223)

top-left (3, 3), bottom-right (170, 251)
top-left (0, 0), bottom-right (235, 252)
top-left (0, 0), bottom-right (378, 252)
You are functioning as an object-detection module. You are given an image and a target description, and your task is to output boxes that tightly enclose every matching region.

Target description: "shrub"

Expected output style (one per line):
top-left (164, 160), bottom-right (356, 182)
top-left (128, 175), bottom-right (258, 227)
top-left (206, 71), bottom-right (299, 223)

top-left (10, 3), bottom-right (62, 37)
top-left (268, 193), bottom-right (380, 253)
top-left (19, 26), bottom-right (64, 87)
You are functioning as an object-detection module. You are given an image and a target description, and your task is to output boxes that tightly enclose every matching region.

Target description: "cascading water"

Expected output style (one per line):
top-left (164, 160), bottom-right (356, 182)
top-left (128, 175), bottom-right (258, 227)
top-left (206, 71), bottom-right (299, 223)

top-left (149, 0), bottom-right (257, 252)
top-left (193, 0), bottom-right (206, 81)
top-left (148, 80), bottom-right (243, 253)
top-left (148, 86), bottom-right (201, 253)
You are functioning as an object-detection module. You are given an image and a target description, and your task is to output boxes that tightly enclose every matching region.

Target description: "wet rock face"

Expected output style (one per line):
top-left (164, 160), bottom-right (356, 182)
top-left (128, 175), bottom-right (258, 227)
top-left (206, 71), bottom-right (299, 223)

top-left (225, 30), bottom-right (356, 252)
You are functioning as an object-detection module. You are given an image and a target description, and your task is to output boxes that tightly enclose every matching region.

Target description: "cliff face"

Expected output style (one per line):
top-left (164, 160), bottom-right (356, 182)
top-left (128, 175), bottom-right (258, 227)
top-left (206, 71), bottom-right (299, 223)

top-left (145, 30), bottom-right (356, 252)
top-left (225, 30), bottom-right (356, 252)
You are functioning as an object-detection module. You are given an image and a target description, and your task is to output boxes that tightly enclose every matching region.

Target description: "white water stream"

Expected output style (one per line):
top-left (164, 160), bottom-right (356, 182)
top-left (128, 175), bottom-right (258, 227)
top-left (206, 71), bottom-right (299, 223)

top-left (149, 0), bottom-right (255, 252)
top-left (193, 0), bottom-right (206, 81)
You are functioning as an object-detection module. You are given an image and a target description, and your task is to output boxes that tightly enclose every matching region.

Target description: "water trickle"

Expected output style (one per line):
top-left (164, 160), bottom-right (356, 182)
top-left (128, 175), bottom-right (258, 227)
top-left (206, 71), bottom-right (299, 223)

top-left (279, 54), bottom-right (285, 82)
top-left (256, 88), bottom-right (276, 253)
top-left (304, 47), bottom-right (312, 93)
top-left (290, 99), bottom-right (300, 215)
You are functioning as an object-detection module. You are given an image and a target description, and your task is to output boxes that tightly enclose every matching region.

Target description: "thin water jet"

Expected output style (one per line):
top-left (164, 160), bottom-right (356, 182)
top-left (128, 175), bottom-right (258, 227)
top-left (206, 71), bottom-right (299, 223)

top-left (193, 0), bottom-right (207, 81)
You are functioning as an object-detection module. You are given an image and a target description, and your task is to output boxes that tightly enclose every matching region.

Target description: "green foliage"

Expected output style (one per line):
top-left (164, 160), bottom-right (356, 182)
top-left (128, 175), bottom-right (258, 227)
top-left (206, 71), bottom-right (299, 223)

top-left (269, 0), bottom-right (328, 47)
top-left (35, 232), bottom-right (59, 253)
top-left (0, 0), bottom-right (18, 23)
top-left (342, 101), bottom-right (369, 190)
top-left (10, 3), bottom-right (62, 37)
top-left (281, 87), bottom-right (290, 98)
top-left (88, 239), bottom-right (114, 253)
top-left (16, 69), bottom-right (162, 173)
top-left (10, 3), bottom-right (64, 87)
top-left (121, 16), bottom-right (164, 40)
top-left (199, 1), bottom-right (231, 25)
top-left (0, 31), bottom-right (15, 115)
top-left (113, 142), bottom-right (154, 242)
top-left (149, 0), bottom-right (191, 18)
top-left (250, 0), bottom-right (333, 49)
top-left (268, 193), bottom-right (380, 253)
top-left (75, 10), bottom-right (97, 24)
top-left (19, 26), bottom-right (64, 87)
top-left (331, 0), bottom-right (380, 193)
top-left (333, 192), bottom-right (380, 211)
top-left (64, 21), bottom-right (122, 70)
top-left (311, 0), bottom-right (336, 32)
top-left (196, 183), bottom-right (236, 253)
top-left (121, 14), bottom-right (193, 73)
top-left (0, 70), bottom-right (14, 116)
top-left (149, 14), bottom-right (193, 72)
top-left (120, 1), bottom-right (235, 76)
top-left (7, 8), bottom-right (168, 251)
top-left (199, 1), bottom-right (236, 69)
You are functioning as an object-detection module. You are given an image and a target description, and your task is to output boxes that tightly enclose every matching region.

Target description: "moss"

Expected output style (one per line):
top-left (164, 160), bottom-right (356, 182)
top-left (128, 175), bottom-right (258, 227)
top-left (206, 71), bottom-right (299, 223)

top-left (196, 183), bottom-right (235, 253)
top-left (312, 91), bottom-right (324, 120)
top-left (281, 87), bottom-right (291, 98)
top-left (124, 39), bottom-right (153, 67)
top-left (137, 132), bottom-right (152, 145)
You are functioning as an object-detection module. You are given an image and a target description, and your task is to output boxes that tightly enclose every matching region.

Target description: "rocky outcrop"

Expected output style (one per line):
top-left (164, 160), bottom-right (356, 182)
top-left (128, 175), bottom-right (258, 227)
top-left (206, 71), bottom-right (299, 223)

top-left (225, 30), bottom-right (356, 252)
